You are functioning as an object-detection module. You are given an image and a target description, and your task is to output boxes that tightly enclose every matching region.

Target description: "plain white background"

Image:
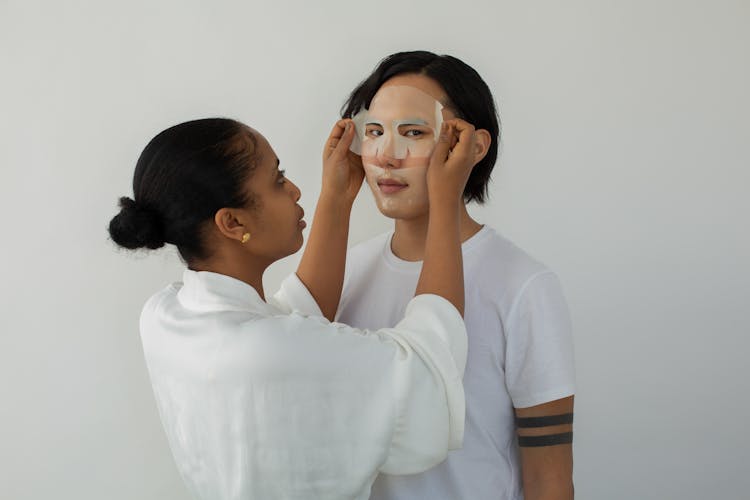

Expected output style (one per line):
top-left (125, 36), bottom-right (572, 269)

top-left (1, 1), bottom-right (748, 498)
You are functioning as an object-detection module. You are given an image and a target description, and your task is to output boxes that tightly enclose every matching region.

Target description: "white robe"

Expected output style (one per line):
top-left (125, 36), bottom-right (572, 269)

top-left (139, 270), bottom-right (467, 500)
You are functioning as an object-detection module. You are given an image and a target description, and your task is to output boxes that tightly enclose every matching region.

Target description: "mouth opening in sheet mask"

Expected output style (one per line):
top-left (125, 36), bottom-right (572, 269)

top-left (350, 85), bottom-right (445, 212)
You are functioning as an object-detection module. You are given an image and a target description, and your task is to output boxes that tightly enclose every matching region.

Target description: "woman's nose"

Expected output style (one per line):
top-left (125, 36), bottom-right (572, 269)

top-left (287, 179), bottom-right (301, 201)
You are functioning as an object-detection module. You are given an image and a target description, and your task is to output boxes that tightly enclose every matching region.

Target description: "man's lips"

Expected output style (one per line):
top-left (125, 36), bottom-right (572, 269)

top-left (377, 178), bottom-right (408, 194)
top-left (297, 207), bottom-right (306, 229)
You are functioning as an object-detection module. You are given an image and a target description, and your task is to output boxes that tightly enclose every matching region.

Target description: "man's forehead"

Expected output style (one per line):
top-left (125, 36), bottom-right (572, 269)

top-left (369, 85), bottom-right (441, 112)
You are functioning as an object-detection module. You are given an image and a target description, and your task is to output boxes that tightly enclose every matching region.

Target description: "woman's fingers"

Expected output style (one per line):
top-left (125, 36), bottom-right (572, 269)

top-left (335, 120), bottom-right (355, 157)
top-left (324, 120), bottom-right (345, 159)
top-left (325, 119), bottom-right (354, 159)
top-left (445, 119), bottom-right (476, 164)
top-left (426, 119), bottom-right (477, 202)
top-left (429, 122), bottom-right (453, 167)
top-left (320, 119), bottom-right (364, 203)
top-left (430, 119), bottom-right (476, 171)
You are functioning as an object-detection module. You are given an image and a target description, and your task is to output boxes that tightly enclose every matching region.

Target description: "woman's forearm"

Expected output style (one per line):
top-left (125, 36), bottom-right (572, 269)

top-left (296, 195), bottom-right (352, 321)
top-left (415, 200), bottom-right (464, 316)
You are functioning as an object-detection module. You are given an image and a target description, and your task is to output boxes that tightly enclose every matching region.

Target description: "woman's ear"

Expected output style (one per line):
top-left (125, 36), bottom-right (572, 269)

top-left (214, 208), bottom-right (250, 243)
top-left (473, 129), bottom-right (492, 166)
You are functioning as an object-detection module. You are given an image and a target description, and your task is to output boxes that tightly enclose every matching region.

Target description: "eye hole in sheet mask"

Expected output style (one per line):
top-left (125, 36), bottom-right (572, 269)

top-left (350, 85), bottom-right (444, 168)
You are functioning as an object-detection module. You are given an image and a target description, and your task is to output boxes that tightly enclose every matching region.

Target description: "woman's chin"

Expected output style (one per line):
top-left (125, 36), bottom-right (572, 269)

top-left (293, 234), bottom-right (304, 252)
top-left (273, 235), bottom-right (305, 261)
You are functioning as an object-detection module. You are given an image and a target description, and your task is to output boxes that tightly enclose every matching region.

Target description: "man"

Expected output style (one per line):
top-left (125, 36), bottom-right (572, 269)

top-left (337, 51), bottom-right (576, 499)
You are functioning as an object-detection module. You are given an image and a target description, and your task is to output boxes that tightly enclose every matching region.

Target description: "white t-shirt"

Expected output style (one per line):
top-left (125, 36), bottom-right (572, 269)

top-left (139, 269), bottom-right (467, 500)
top-left (336, 226), bottom-right (576, 500)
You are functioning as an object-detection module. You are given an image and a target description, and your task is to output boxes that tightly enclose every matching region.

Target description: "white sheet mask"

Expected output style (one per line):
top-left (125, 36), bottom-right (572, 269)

top-left (363, 163), bottom-right (428, 212)
top-left (350, 85), bottom-right (444, 166)
top-left (350, 85), bottom-right (444, 217)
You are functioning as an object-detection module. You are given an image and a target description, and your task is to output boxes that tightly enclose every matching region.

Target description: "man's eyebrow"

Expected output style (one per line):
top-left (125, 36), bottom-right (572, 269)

top-left (395, 118), bottom-right (429, 126)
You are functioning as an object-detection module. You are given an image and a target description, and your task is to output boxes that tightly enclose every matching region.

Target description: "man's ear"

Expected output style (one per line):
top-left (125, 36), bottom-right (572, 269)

top-left (214, 208), bottom-right (250, 243)
top-left (473, 129), bottom-right (492, 166)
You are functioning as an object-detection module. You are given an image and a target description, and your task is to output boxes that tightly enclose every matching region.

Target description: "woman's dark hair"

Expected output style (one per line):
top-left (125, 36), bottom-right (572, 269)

top-left (108, 118), bottom-right (259, 263)
top-left (342, 51), bottom-right (501, 204)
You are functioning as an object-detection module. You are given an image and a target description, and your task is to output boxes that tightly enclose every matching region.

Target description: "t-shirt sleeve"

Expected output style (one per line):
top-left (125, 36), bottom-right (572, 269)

top-left (504, 271), bottom-right (576, 409)
top-left (269, 272), bottom-right (324, 317)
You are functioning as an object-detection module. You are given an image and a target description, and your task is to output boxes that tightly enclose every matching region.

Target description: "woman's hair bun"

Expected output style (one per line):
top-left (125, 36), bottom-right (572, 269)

top-left (108, 196), bottom-right (165, 250)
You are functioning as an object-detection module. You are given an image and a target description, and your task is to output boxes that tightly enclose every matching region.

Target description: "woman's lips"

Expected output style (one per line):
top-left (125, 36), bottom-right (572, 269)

top-left (378, 179), bottom-right (408, 194)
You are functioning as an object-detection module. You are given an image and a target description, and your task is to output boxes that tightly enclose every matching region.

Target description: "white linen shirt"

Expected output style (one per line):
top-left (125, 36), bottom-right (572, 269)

top-left (139, 269), bottom-right (467, 500)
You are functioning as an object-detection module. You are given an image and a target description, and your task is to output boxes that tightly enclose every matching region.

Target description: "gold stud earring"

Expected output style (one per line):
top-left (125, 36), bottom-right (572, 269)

top-left (241, 232), bottom-right (250, 244)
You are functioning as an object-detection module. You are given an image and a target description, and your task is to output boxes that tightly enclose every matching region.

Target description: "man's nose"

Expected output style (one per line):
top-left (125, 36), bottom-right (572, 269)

top-left (376, 136), bottom-right (403, 168)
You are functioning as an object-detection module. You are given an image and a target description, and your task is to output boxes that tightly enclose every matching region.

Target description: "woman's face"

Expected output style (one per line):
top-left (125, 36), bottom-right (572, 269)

top-left (241, 130), bottom-right (306, 261)
top-left (359, 74), bottom-right (457, 220)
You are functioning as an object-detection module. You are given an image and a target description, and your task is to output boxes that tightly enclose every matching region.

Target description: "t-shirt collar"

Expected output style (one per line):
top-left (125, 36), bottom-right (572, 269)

top-left (383, 225), bottom-right (492, 271)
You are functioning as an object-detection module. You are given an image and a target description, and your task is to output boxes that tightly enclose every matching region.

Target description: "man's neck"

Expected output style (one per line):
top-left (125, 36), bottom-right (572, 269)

top-left (391, 204), bottom-right (483, 262)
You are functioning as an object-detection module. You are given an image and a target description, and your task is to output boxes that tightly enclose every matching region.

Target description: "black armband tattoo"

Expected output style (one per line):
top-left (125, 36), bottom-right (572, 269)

top-left (515, 412), bottom-right (574, 428)
top-left (518, 432), bottom-right (573, 447)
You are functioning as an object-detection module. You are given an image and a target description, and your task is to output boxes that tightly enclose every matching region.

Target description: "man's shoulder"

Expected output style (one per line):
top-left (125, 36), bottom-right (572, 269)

top-left (465, 226), bottom-right (560, 306)
top-left (470, 226), bottom-right (550, 276)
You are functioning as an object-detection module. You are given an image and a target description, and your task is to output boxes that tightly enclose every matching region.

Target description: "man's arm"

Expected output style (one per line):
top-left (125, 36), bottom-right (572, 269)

top-left (515, 395), bottom-right (575, 500)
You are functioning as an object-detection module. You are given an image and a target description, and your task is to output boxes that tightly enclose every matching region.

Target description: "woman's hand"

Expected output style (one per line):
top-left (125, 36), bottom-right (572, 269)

top-left (415, 119), bottom-right (477, 317)
top-left (321, 119), bottom-right (365, 205)
top-left (427, 119), bottom-right (477, 205)
top-left (297, 120), bottom-right (363, 321)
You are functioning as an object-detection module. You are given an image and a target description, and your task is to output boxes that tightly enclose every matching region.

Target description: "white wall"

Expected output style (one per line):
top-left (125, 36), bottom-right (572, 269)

top-left (2, 1), bottom-right (748, 498)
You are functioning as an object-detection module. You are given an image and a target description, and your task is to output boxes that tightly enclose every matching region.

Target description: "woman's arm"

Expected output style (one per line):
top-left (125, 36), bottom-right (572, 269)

top-left (296, 120), bottom-right (364, 320)
top-left (415, 120), bottom-right (478, 316)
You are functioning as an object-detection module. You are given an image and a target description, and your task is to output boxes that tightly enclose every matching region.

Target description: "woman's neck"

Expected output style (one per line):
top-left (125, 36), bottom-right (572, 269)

top-left (191, 251), bottom-right (268, 301)
top-left (391, 204), bottom-right (483, 262)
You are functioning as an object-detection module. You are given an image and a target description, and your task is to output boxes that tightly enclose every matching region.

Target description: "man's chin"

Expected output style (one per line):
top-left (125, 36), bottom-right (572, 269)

top-left (375, 204), bottom-right (429, 221)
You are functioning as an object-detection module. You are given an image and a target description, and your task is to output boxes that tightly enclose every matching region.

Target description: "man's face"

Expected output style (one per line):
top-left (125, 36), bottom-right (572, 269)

top-left (354, 84), bottom-right (445, 220)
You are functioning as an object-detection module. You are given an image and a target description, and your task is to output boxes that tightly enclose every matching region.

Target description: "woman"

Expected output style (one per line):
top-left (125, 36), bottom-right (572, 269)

top-left (108, 116), bottom-right (479, 499)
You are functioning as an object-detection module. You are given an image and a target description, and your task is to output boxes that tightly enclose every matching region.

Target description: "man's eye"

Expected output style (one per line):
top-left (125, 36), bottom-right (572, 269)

top-left (277, 169), bottom-right (286, 184)
top-left (404, 129), bottom-right (424, 138)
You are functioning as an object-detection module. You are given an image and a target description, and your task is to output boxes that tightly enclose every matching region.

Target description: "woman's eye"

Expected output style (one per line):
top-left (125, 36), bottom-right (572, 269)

top-left (404, 129), bottom-right (425, 138)
top-left (366, 128), bottom-right (383, 138)
top-left (277, 169), bottom-right (286, 185)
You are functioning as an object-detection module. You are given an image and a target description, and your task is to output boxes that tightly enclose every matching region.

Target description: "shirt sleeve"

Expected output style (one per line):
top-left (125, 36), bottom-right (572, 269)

top-left (240, 292), bottom-right (466, 482)
top-left (504, 271), bottom-right (576, 409)
top-left (377, 294), bottom-right (467, 474)
top-left (269, 272), bottom-right (324, 317)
